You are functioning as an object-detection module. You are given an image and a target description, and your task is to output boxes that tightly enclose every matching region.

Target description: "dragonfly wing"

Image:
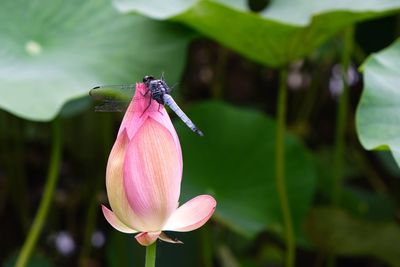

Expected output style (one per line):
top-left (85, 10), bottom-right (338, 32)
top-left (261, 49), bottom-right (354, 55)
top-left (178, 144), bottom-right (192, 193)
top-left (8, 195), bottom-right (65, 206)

top-left (89, 84), bottom-right (138, 112)
top-left (89, 84), bottom-right (136, 101)
top-left (94, 101), bottom-right (129, 112)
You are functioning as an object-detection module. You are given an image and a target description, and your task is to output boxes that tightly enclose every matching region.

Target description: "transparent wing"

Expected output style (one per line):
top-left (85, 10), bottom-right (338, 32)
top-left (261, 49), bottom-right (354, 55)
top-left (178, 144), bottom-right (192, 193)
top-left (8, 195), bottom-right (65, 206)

top-left (89, 84), bottom-right (138, 112)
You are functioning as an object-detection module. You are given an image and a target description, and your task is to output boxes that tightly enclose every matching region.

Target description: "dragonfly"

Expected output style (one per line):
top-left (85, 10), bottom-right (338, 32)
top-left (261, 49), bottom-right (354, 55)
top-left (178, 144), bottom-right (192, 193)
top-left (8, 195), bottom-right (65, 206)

top-left (89, 75), bottom-right (204, 136)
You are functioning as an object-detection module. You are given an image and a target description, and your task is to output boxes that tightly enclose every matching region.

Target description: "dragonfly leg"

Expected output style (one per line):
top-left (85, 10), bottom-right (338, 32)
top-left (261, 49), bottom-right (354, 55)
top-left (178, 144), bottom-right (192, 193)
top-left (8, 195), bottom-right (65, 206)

top-left (158, 104), bottom-right (163, 115)
top-left (141, 88), bottom-right (150, 97)
top-left (140, 97), bottom-right (152, 118)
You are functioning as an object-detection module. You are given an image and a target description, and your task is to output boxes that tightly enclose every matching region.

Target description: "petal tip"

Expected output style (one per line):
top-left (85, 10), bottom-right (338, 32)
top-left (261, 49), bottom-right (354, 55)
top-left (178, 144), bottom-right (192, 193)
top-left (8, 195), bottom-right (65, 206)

top-left (162, 194), bottom-right (217, 232)
top-left (102, 205), bottom-right (137, 234)
top-left (135, 231), bottom-right (161, 246)
top-left (159, 232), bottom-right (184, 244)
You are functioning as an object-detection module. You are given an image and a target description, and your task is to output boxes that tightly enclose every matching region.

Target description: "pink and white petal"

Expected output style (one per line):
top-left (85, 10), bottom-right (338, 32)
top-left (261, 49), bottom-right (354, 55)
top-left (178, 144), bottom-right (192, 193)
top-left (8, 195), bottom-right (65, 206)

top-left (106, 130), bottom-right (147, 230)
top-left (163, 195), bottom-right (217, 232)
top-left (123, 119), bottom-right (182, 231)
top-left (120, 83), bottom-right (183, 167)
top-left (118, 84), bottom-right (150, 140)
top-left (159, 232), bottom-right (183, 244)
top-left (130, 83), bottom-right (161, 114)
top-left (119, 111), bottom-right (148, 141)
top-left (102, 205), bottom-right (137, 234)
top-left (135, 231), bottom-right (161, 246)
top-left (149, 110), bottom-right (183, 170)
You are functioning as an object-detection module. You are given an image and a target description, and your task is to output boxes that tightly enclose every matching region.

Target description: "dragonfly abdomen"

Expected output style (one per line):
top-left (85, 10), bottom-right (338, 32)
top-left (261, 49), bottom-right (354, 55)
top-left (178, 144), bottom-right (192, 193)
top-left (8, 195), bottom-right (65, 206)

top-left (163, 94), bottom-right (204, 136)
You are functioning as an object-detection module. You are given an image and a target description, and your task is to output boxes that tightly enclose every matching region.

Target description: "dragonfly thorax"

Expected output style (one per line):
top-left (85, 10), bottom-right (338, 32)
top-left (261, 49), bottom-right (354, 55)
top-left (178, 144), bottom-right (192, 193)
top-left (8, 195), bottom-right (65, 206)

top-left (144, 76), bottom-right (170, 105)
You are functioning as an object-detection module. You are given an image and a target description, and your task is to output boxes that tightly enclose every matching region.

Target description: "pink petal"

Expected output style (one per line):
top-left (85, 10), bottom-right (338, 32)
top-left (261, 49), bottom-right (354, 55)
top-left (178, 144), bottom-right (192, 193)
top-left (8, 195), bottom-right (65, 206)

top-left (148, 108), bottom-right (183, 171)
top-left (135, 231), bottom-right (161, 246)
top-left (123, 118), bottom-right (182, 231)
top-left (105, 130), bottom-right (147, 230)
top-left (118, 83), bottom-right (182, 167)
top-left (159, 232), bottom-right (183, 244)
top-left (162, 195), bottom-right (217, 232)
top-left (117, 83), bottom-right (151, 140)
top-left (102, 205), bottom-right (137, 233)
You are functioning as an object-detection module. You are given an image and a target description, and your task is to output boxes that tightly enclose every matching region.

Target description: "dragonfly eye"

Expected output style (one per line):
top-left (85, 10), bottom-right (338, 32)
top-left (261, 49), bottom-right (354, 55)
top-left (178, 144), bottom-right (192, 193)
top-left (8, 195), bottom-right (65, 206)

top-left (143, 75), bottom-right (154, 83)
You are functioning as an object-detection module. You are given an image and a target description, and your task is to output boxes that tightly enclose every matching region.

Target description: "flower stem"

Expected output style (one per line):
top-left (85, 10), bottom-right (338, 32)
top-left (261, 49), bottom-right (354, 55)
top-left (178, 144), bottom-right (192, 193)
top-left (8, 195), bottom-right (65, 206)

top-left (275, 69), bottom-right (295, 267)
top-left (200, 225), bottom-right (213, 267)
top-left (331, 27), bottom-right (354, 205)
top-left (328, 27), bottom-right (354, 267)
top-left (15, 118), bottom-right (62, 267)
top-left (79, 113), bottom-right (113, 267)
top-left (211, 46), bottom-right (228, 99)
top-left (145, 242), bottom-right (157, 267)
top-left (7, 117), bottom-right (29, 229)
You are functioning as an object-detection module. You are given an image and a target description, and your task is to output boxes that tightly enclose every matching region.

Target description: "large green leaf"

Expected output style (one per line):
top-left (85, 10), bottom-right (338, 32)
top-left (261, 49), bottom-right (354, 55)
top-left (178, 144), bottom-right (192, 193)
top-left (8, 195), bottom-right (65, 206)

top-left (0, 0), bottom-right (192, 121)
top-left (113, 0), bottom-right (400, 67)
top-left (356, 39), bottom-right (400, 168)
top-left (305, 207), bottom-right (400, 266)
top-left (174, 101), bottom-right (316, 238)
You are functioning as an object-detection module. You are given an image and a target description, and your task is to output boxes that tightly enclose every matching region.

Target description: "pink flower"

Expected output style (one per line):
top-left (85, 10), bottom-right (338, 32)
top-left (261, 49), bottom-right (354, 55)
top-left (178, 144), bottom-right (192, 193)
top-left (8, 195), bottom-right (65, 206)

top-left (102, 83), bottom-right (216, 246)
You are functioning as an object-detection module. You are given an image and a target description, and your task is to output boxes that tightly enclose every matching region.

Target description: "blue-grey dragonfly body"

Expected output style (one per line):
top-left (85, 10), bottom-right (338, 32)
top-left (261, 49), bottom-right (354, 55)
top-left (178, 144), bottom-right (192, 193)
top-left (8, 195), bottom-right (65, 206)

top-left (90, 75), bottom-right (204, 136)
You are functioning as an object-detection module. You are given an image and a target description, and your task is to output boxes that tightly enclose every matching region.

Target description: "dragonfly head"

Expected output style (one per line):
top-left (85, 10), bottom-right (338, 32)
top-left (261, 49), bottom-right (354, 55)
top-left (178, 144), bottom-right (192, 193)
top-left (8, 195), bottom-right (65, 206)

top-left (143, 75), bottom-right (155, 87)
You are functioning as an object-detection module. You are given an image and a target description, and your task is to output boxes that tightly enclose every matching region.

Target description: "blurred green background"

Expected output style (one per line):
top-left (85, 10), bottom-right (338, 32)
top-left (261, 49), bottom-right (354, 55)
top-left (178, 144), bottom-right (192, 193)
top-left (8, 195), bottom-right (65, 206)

top-left (1, 0), bottom-right (400, 266)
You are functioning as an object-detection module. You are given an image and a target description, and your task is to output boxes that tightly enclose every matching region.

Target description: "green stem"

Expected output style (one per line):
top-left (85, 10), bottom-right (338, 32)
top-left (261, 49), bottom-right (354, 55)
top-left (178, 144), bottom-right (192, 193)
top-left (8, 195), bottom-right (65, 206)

top-left (79, 114), bottom-right (113, 267)
top-left (296, 69), bottom-right (321, 123)
top-left (200, 225), bottom-right (213, 267)
top-left (211, 46), bottom-right (228, 99)
top-left (8, 117), bottom-right (29, 229)
top-left (331, 27), bottom-right (354, 205)
top-left (275, 69), bottom-right (295, 267)
top-left (79, 190), bottom-right (98, 267)
top-left (145, 243), bottom-right (157, 267)
top-left (15, 118), bottom-right (62, 267)
top-left (328, 26), bottom-right (354, 267)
